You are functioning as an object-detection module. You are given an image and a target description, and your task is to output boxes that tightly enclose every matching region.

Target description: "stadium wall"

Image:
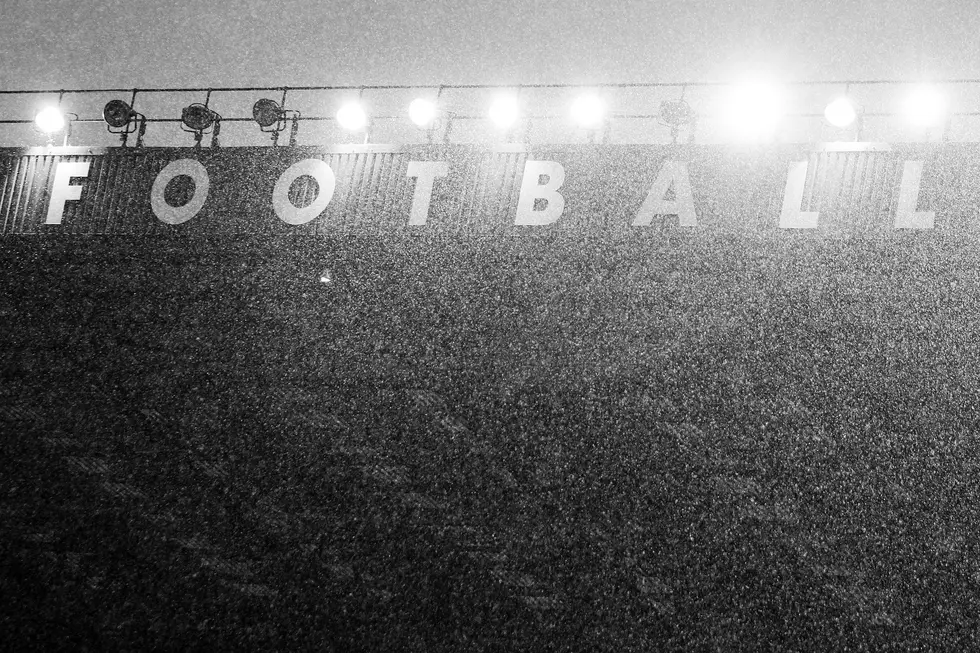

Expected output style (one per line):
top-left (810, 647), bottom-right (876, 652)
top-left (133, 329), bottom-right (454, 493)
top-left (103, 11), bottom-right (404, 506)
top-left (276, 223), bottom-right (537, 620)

top-left (1, 144), bottom-right (978, 236)
top-left (6, 144), bottom-right (980, 649)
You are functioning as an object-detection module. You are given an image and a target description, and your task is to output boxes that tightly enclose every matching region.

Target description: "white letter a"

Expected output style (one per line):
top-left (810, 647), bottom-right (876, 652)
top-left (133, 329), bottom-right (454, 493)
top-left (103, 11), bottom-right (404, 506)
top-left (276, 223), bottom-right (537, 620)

top-left (632, 161), bottom-right (696, 226)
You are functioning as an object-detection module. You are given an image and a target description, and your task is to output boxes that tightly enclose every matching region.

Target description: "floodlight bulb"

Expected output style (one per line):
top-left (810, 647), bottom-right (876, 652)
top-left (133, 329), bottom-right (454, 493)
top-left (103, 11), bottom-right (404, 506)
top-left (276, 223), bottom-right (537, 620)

top-left (336, 102), bottom-right (368, 131)
top-left (488, 96), bottom-right (519, 129)
top-left (35, 106), bottom-right (66, 134)
top-left (570, 94), bottom-right (605, 129)
top-left (409, 98), bottom-right (438, 127)
top-left (725, 78), bottom-right (786, 142)
top-left (903, 85), bottom-right (947, 127)
top-left (824, 97), bottom-right (857, 128)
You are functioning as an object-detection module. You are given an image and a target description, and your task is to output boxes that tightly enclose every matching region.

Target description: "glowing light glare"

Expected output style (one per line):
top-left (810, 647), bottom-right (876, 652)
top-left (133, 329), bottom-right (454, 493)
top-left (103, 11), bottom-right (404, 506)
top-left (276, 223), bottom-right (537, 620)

top-left (724, 79), bottom-right (786, 142)
top-left (34, 106), bottom-right (66, 133)
top-left (408, 98), bottom-right (438, 127)
top-left (488, 96), bottom-right (519, 129)
top-left (903, 86), bottom-right (947, 127)
top-left (570, 94), bottom-right (605, 129)
top-left (336, 102), bottom-right (368, 131)
top-left (824, 97), bottom-right (857, 128)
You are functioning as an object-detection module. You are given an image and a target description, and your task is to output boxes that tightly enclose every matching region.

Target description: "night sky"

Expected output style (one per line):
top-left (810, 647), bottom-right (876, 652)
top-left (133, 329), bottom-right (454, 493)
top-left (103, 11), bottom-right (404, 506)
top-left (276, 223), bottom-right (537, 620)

top-left (0, 0), bottom-right (977, 89)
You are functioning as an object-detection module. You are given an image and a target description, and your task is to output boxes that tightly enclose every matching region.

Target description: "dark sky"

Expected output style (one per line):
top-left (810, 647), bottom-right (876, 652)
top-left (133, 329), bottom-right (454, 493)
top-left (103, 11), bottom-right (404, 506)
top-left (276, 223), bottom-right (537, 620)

top-left (0, 0), bottom-right (976, 89)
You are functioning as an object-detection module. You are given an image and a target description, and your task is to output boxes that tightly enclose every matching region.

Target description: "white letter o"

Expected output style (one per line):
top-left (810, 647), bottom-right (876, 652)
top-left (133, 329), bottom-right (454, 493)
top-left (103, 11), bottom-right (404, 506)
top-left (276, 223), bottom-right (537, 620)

top-left (273, 159), bottom-right (336, 225)
top-left (151, 159), bottom-right (210, 225)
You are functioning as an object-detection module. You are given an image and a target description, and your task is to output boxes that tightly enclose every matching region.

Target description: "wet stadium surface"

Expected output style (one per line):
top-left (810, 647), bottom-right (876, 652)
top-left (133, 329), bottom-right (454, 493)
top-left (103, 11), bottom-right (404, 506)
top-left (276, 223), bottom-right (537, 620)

top-left (3, 233), bottom-right (980, 650)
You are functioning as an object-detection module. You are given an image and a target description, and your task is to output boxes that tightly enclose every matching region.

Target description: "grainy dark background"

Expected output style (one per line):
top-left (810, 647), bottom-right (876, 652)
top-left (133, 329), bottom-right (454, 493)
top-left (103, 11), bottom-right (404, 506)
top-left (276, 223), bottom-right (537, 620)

top-left (2, 233), bottom-right (980, 650)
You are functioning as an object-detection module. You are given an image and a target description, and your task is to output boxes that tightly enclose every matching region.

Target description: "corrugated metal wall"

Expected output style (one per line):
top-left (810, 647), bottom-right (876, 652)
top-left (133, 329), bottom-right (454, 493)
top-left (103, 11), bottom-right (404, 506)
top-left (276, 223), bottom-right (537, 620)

top-left (799, 150), bottom-right (900, 233)
top-left (0, 145), bottom-right (974, 236)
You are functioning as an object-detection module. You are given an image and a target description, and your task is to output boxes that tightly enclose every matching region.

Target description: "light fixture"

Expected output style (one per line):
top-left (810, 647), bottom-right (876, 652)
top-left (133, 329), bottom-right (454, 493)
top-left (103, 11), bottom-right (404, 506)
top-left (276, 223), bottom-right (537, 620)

top-left (103, 100), bottom-right (134, 129)
top-left (824, 97), bottom-right (858, 128)
top-left (488, 95), bottom-right (519, 130)
top-left (252, 98), bottom-right (300, 146)
top-left (903, 85), bottom-right (947, 128)
top-left (336, 102), bottom-right (368, 131)
top-left (723, 78), bottom-right (787, 142)
top-left (180, 102), bottom-right (221, 148)
top-left (182, 103), bottom-right (217, 132)
top-left (409, 98), bottom-right (438, 128)
top-left (659, 99), bottom-right (695, 127)
top-left (253, 98), bottom-right (283, 128)
top-left (658, 97), bottom-right (697, 143)
top-left (34, 105), bottom-right (78, 146)
top-left (103, 99), bottom-right (146, 147)
top-left (570, 94), bottom-right (605, 129)
top-left (34, 106), bottom-right (66, 134)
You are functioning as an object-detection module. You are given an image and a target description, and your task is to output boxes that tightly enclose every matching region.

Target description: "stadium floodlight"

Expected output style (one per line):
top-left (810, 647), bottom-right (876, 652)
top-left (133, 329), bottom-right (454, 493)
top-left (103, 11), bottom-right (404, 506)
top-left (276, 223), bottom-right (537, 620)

top-left (723, 77), bottom-right (786, 142)
top-left (34, 106), bottom-right (66, 134)
top-left (103, 100), bottom-right (146, 147)
top-left (180, 102), bottom-right (221, 148)
top-left (658, 97), bottom-right (697, 143)
top-left (409, 98), bottom-right (438, 128)
top-left (824, 97), bottom-right (858, 128)
top-left (103, 100), bottom-right (135, 129)
top-left (252, 98), bottom-right (300, 146)
top-left (337, 102), bottom-right (368, 131)
top-left (659, 99), bottom-right (695, 127)
top-left (253, 98), bottom-right (284, 129)
top-left (488, 95), bottom-right (519, 130)
top-left (181, 103), bottom-right (217, 132)
top-left (570, 94), bottom-right (605, 130)
top-left (903, 85), bottom-right (947, 128)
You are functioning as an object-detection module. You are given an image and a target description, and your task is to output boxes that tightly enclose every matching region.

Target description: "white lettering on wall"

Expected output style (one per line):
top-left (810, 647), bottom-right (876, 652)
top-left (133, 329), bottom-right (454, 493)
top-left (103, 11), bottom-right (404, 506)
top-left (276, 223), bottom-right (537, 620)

top-left (779, 161), bottom-right (819, 229)
top-left (514, 160), bottom-right (565, 225)
top-left (272, 159), bottom-right (336, 226)
top-left (895, 161), bottom-right (934, 229)
top-left (45, 162), bottom-right (90, 224)
top-left (406, 161), bottom-right (448, 225)
top-left (150, 159), bottom-right (210, 225)
top-left (632, 161), bottom-right (697, 227)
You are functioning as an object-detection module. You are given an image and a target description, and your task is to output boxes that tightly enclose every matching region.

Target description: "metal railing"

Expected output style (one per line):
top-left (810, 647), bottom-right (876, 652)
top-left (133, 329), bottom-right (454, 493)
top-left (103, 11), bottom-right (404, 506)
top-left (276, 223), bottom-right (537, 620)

top-left (1, 80), bottom-right (978, 147)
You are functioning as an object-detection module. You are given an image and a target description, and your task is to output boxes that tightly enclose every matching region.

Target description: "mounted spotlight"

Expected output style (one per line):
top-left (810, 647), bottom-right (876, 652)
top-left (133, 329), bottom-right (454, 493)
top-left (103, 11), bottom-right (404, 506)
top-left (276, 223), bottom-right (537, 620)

top-left (488, 96), bottom-right (519, 130)
top-left (33, 106), bottom-right (77, 146)
top-left (337, 102), bottom-right (368, 131)
top-left (103, 99), bottom-right (146, 147)
top-left (824, 97), bottom-right (858, 128)
top-left (180, 102), bottom-right (221, 148)
top-left (570, 94), bottom-right (606, 130)
top-left (253, 98), bottom-right (283, 129)
top-left (723, 78), bottom-right (786, 143)
top-left (903, 85), bottom-right (947, 129)
top-left (104, 100), bottom-right (134, 129)
top-left (34, 106), bottom-right (66, 134)
top-left (658, 98), bottom-right (696, 143)
top-left (252, 98), bottom-right (300, 146)
top-left (409, 98), bottom-right (438, 129)
top-left (336, 101), bottom-right (371, 144)
top-left (182, 103), bottom-right (216, 131)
